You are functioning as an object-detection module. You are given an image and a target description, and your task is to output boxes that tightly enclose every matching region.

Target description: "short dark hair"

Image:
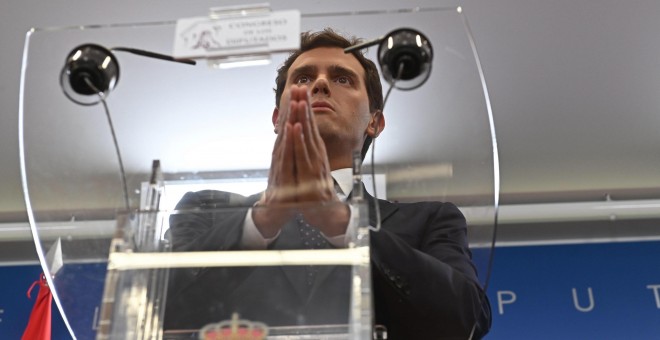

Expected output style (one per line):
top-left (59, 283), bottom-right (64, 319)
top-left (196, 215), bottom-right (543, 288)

top-left (274, 28), bottom-right (383, 159)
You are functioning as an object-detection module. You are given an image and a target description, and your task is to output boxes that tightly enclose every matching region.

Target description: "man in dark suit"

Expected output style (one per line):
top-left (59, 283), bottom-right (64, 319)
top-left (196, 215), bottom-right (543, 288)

top-left (164, 29), bottom-right (491, 339)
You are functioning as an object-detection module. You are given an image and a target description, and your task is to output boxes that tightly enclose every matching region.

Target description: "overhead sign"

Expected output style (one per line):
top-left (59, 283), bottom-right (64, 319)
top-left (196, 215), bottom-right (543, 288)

top-left (173, 10), bottom-right (301, 60)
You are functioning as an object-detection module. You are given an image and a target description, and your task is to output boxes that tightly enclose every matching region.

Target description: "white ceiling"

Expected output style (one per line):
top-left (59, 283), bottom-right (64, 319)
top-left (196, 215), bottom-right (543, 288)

top-left (2, 0), bottom-right (660, 221)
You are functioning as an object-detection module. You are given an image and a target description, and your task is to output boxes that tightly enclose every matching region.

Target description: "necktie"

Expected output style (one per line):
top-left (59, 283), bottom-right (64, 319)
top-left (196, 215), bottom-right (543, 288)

top-left (298, 178), bottom-right (341, 287)
top-left (297, 214), bottom-right (329, 287)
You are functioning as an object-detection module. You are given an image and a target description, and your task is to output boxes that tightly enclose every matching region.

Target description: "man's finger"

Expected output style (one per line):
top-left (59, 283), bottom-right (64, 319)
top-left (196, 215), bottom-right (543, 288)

top-left (266, 122), bottom-right (297, 203)
top-left (280, 123), bottom-right (297, 201)
top-left (292, 122), bottom-right (311, 176)
top-left (293, 100), bottom-right (314, 153)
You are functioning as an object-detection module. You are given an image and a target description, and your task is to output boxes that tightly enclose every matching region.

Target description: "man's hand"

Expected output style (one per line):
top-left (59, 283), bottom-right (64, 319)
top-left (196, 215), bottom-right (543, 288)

top-left (253, 85), bottom-right (349, 238)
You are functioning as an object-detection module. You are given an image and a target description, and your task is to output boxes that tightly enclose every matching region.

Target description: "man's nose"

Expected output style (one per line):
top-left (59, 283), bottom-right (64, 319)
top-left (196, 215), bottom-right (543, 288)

top-left (311, 76), bottom-right (330, 95)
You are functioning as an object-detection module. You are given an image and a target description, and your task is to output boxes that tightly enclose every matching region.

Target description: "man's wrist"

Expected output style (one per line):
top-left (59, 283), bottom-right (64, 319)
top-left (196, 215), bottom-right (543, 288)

top-left (304, 202), bottom-right (350, 237)
top-left (251, 203), bottom-right (283, 238)
top-left (241, 207), bottom-right (280, 249)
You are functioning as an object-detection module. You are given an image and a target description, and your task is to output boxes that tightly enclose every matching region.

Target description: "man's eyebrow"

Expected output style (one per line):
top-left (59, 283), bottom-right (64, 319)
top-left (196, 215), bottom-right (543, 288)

top-left (289, 65), bottom-right (318, 80)
top-left (328, 65), bottom-right (360, 81)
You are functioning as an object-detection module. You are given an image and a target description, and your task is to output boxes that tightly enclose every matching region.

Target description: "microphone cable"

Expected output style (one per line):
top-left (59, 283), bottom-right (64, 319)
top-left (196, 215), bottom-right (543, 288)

top-left (369, 62), bottom-right (405, 231)
top-left (83, 77), bottom-right (130, 212)
top-left (377, 62), bottom-right (493, 340)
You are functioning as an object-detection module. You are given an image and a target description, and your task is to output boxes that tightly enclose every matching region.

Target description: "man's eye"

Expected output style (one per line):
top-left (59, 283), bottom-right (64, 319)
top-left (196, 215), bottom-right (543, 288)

top-left (335, 76), bottom-right (351, 84)
top-left (296, 75), bottom-right (311, 84)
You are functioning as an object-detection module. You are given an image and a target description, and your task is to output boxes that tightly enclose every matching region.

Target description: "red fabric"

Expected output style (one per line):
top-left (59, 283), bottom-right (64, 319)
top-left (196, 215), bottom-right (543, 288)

top-left (22, 273), bottom-right (52, 340)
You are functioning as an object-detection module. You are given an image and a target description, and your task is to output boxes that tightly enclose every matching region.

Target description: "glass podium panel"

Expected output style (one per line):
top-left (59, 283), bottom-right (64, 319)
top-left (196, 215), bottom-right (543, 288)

top-left (19, 5), bottom-right (498, 339)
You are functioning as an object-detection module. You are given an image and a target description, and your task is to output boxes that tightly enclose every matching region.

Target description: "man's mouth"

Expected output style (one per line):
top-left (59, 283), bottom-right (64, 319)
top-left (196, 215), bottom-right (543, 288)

top-left (311, 101), bottom-right (334, 112)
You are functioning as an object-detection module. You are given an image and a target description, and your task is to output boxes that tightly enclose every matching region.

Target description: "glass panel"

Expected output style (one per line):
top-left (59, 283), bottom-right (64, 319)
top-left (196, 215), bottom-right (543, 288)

top-left (19, 5), bottom-right (497, 339)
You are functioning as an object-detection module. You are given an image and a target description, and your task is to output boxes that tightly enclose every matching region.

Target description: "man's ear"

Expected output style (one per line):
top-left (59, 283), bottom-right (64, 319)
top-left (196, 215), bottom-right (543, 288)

top-left (366, 110), bottom-right (385, 138)
top-left (272, 107), bottom-right (280, 134)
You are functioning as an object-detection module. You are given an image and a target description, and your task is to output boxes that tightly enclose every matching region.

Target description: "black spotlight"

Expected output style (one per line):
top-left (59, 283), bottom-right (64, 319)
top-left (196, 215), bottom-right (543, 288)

top-left (60, 44), bottom-right (120, 106)
top-left (377, 28), bottom-right (433, 90)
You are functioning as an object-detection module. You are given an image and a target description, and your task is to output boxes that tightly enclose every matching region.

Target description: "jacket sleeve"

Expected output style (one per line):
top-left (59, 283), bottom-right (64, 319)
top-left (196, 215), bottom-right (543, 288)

top-left (370, 201), bottom-right (492, 339)
top-left (168, 190), bottom-right (254, 252)
top-left (164, 190), bottom-right (257, 329)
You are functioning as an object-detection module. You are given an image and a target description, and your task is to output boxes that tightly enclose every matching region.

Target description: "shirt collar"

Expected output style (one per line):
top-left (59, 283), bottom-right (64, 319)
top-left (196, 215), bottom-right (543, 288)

top-left (331, 168), bottom-right (354, 197)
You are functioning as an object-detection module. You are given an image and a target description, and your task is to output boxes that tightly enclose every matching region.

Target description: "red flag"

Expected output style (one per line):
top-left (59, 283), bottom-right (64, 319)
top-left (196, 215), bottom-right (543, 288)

top-left (22, 273), bottom-right (52, 340)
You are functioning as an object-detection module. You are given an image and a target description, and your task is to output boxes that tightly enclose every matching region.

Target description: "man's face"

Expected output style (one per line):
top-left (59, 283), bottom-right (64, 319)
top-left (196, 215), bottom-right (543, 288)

top-left (275, 47), bottom-right (376, 154)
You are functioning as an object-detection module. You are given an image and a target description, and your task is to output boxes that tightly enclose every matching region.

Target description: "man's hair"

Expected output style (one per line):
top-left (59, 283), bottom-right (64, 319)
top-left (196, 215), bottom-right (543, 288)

top-left (274, 28), bottom-right (384, 160)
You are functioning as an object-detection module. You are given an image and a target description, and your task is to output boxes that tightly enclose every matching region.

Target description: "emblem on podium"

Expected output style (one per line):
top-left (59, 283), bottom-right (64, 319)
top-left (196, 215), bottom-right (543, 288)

top-left (199, 313), bottom-right (269, 340)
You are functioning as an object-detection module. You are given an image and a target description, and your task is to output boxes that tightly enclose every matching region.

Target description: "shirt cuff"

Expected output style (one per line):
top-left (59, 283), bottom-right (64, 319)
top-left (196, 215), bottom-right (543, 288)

top-left (241, 207), bottom-right (280, 250)
top-left (322, 203), bottom-right (356, 248)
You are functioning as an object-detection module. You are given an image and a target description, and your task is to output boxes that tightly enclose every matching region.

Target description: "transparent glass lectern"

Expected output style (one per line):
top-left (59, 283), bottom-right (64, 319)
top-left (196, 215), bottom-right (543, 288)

top-left (19, 5), bottom-right (498, 339)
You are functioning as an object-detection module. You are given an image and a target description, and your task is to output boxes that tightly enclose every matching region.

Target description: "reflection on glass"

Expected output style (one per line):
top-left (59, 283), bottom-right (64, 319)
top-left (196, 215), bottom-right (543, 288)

top-left (19, 5), bottom-right (497, 339)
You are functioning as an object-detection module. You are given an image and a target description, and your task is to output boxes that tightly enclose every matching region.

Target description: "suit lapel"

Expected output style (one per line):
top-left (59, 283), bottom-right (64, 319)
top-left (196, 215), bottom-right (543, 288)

top-left (273, 219), bottom-right (312, 302)
top-left (308, 253), bottom-right (337, 303)
top-left (308, 185), bottom-right (399, 300)
top-left (363, 185), bottom-right (399, 228)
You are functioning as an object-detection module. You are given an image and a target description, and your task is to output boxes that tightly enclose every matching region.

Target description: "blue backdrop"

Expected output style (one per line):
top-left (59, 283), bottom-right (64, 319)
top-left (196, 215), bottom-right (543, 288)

top-left (486, 241), bottom-right (660, 339)
top-left (2, 241), bottom-right (659, 339)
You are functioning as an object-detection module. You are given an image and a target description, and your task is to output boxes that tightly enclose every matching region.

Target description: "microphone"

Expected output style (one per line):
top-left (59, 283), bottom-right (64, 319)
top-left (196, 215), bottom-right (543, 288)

top-left (378, 28), bottom-right (433, 90)
top-left (60, 44), bottom-right (119, 106)
top-left (60, 44), bottom-right (196, 106)
top-left (345, 28), bottom-right (434, 90)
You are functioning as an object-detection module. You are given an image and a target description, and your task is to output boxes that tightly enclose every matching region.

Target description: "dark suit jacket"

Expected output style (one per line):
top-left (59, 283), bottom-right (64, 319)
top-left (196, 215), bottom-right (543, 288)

top-left (164, 188), bottom-right (491, 339)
